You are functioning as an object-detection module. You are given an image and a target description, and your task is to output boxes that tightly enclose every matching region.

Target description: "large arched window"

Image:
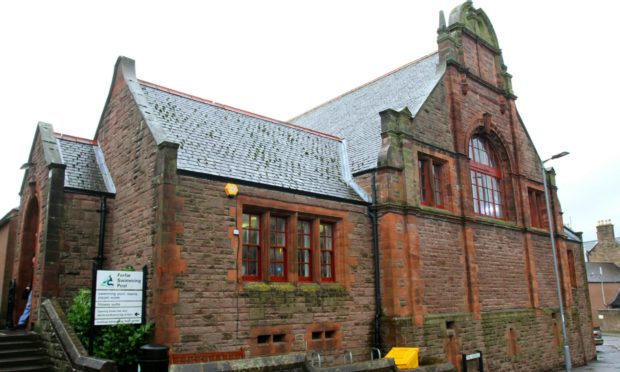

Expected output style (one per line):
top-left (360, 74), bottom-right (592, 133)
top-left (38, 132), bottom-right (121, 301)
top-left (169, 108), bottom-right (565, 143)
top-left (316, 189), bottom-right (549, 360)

top-left (469, 136), bottom-right (503, 218)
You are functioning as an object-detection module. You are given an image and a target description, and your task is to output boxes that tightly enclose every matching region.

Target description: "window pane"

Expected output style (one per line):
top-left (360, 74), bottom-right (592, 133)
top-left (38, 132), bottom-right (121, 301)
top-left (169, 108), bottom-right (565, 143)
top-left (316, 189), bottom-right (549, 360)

top-left (277, 217), bottom-right (286, 231)
top-left (250, 215), bottom-right (259, 228)
top-left (275, 247), bottom-right (284, 260)
top-left (277, 232), bottom-right (285, 247)
top-left (251, 230), bottom-right (259, 244)
top-left (242, 229), bottom-right (249, 244)
top-left (419, 159), bottom-right (428, 203)
top-left (242, 214), bottom-right (249, 229)
top-left (300, 263), bottom-right (310, 277)
top-left (433, 163), bottom-right (442, 206)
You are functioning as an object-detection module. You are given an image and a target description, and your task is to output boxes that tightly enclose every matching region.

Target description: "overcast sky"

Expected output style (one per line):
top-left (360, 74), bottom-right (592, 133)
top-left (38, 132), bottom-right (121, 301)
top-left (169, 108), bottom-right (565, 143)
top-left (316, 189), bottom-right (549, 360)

top-left (1, 0), bottom-right (618, 241)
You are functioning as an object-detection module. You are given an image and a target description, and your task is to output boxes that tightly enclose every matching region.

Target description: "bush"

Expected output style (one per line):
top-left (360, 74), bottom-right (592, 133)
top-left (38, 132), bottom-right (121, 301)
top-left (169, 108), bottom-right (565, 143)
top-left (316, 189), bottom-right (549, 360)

top-left (67, 289), bottom-right (153, 366)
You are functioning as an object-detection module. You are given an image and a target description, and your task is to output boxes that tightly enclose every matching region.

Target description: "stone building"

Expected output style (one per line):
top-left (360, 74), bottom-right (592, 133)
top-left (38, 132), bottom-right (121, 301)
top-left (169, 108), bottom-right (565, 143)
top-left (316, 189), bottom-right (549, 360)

top-left (585, 261), bottom-right (620, 327)
top-left (587, 220), bottom-right (620, 264)
top-left (2, 2), bottom-right (594, 370)
top-left (0, 208), bottom-right (18, 327)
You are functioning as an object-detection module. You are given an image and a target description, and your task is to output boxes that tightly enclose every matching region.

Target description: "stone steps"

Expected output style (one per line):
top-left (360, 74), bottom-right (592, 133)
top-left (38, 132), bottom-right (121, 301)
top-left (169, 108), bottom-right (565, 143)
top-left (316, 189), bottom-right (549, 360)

top-left (0, 331), bottom-right (53, 372)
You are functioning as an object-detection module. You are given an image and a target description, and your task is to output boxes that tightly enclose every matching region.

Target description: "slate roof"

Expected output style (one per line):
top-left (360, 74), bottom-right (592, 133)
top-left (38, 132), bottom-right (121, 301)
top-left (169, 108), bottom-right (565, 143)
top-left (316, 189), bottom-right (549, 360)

top-left (584, 238), bottom-right (620, 253)
top-left (56, 135), bottom-right (115, 194)
top-left (586, 262), bottom-right (620, 283)
top-left (138, 82), bottom-right (364, 202)
top-left (564, 226), bottom-right (582, 242)
top-left (291, 52), bottom-right (444, 174)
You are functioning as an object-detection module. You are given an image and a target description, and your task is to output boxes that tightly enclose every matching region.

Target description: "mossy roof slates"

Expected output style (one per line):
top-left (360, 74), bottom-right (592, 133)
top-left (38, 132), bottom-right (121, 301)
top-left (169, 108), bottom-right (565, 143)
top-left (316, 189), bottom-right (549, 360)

top-left (292, 52), bottom-right (443, 174)
top-left (140, 84), bottom-right (362, 201)
top-left (57, 138), bottom-right (111, 193)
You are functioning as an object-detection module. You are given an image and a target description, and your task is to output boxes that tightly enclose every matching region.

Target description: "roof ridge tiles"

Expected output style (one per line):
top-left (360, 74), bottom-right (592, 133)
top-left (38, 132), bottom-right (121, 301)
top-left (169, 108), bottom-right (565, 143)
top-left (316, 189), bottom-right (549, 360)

top-left (138, 79), bottom-right (342, 141)
top-left (54, 132), bottom-right (98, 145)
top-left (290, 51), bottom-right (438, 121)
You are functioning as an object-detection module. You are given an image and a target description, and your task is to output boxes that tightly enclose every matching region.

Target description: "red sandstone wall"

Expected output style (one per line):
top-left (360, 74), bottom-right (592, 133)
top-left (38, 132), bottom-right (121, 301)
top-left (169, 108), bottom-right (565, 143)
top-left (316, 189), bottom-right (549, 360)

top-left (96, 79), bottom-right (157, 271)
top-left (418, 218), bottom-right (466, 314)
top-left (173, 175), bottom-right (374, 364)
top-left (474, 227), bottom-right (529, 311)
top-left (57, 193), bottom-right (104, 307)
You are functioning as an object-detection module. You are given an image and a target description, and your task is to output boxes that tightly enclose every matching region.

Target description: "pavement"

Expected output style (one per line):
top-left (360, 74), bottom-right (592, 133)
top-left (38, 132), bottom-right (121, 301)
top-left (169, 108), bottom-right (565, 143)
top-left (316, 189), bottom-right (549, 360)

top-left (571, 332), bottom-right (620, 371)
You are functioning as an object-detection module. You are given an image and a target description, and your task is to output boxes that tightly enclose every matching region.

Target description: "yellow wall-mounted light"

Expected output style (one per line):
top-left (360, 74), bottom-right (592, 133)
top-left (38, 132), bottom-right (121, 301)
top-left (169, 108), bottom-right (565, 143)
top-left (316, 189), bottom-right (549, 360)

top-left (225, 183), bottom-right (239, 198)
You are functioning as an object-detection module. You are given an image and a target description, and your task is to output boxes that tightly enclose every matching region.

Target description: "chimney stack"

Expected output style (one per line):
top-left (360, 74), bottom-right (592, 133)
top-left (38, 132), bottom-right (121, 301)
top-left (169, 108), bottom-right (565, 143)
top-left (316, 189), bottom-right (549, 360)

top-left (597, 219), bottom-right (615, 245)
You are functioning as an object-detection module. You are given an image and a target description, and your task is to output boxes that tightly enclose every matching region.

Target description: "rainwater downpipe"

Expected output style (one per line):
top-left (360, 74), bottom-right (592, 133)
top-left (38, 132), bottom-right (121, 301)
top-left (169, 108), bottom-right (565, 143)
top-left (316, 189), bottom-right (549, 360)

top-left (95, 196), bottom-right (108, 269)
top-left (370, 172), bottom-right (382, 351)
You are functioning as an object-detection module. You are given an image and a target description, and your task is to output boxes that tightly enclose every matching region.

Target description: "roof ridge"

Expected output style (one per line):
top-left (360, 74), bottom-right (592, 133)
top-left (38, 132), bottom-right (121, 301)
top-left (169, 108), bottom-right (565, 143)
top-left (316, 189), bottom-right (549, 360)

top-left (54, 132), bottom-right (98, 145)
top-left (138, 80), bottom-right (342, 141)
top-left (290, 51), bottom-right (439, 121)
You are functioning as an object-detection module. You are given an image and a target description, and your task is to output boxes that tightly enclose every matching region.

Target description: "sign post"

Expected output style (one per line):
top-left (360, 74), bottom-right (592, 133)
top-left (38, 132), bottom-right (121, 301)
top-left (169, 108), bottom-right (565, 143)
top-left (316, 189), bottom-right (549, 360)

top-left (94, 270), bottom-right (144, 325)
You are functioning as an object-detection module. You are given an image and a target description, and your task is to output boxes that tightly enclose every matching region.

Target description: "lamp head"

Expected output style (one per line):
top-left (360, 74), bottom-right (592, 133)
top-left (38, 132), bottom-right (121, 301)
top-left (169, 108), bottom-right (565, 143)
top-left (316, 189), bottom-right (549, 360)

top-left (550, 151), bottom-right (569, 160)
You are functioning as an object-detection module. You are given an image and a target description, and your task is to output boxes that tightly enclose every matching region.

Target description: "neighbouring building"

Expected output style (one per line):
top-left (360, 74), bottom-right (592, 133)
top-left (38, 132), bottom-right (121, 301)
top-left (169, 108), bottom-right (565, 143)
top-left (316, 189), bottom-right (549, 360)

top-left (2, 2), bottom-right (595, 370)
top-left (585, 261), bottom-right (620, 328)
top-left (586, 220), bottom-right (620, 264)
top-left (0, 208), bottom-right (18, 327)
top-left (585, 220), bottom-right (620, 332)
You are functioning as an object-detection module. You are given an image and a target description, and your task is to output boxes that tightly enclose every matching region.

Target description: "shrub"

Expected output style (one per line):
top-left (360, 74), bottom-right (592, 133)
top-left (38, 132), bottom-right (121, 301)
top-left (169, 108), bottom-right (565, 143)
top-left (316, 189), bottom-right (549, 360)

top-left (67, 288), bottom-right (153, 366)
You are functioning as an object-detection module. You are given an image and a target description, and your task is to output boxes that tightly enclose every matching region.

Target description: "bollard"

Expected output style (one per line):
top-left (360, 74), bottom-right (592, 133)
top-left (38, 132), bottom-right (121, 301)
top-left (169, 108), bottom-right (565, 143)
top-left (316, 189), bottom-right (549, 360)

top-left (139, 344), bottom-right (169, 372)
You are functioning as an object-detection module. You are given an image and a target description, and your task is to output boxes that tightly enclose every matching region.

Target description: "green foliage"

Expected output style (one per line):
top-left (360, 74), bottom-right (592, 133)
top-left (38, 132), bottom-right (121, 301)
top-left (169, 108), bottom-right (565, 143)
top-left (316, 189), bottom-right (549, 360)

top-left (67, 288), bottom-right (153, 366)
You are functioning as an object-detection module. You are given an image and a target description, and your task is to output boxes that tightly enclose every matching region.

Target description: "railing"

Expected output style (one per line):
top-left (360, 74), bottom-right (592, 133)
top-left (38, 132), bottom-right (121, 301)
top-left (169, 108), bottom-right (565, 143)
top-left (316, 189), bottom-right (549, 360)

top-left (41, 299), bottom-right (116, 372)
top-left (170, 348), bottom-right (245, 364)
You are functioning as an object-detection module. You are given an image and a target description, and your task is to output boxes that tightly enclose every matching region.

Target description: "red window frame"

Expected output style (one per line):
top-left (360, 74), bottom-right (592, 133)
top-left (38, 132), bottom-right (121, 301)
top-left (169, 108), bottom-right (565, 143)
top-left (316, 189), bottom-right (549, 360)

top-left (419, 156), bottom-right (445, 209)
top-left (297, 220), bottom-right (312, 282)
top-left (528, 188), bottom-right (548, 229)
top-left (269, 216), bottom-right (287, 281)
top-left (469, 136), bottom-right (503, 218)
top-left (242, 213), bottom-right (261, 281)
top-left (320, 222), bottom-right (335, 282)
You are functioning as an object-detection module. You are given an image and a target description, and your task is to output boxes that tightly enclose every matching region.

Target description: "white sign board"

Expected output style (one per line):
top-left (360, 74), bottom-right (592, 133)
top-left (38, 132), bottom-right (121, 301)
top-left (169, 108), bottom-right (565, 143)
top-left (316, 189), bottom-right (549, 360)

top-left (94, 270), bottom-right (143, 325)
top-left (465, 352), bottom-right (481, 361)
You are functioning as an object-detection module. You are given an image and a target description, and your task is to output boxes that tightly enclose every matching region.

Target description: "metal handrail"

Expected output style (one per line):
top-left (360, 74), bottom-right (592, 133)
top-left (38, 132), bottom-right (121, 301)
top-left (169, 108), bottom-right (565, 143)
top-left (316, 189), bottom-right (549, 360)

top-left (371, 347), bottom-right (382, 360)
top-left (343, 350), bottom-right (353, 364)
top-left (310, 351), bottom-right (322, 368)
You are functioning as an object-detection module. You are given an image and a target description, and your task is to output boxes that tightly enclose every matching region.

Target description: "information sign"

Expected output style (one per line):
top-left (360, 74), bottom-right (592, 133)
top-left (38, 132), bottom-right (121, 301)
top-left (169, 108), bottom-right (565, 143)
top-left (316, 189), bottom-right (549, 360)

top-left (94, 270), bottom-right (143, 325)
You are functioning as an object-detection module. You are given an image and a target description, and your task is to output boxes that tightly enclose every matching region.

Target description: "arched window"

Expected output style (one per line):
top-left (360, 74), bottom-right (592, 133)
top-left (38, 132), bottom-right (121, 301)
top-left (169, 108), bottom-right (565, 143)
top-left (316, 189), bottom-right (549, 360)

top-left (469, 136), bottom-right (503, 218)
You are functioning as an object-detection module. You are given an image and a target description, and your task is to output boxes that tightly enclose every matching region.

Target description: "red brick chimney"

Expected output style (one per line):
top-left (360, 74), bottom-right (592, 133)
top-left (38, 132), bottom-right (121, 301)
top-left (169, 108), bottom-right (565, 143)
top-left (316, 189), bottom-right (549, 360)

top-left (597, 219), bottom-right (615, 244)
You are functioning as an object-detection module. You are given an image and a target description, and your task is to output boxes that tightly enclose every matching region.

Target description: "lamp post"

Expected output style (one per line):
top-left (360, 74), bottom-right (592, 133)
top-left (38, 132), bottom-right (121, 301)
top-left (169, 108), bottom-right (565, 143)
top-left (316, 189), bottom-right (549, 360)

top-left (541, 151), bottom-right (571, 371)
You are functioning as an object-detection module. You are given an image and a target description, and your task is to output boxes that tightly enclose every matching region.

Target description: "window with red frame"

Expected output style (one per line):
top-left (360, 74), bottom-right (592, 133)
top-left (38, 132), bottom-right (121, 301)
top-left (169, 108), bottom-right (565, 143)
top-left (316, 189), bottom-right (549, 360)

top-left (320, 223), bottom-right (334, 281)
top-left (297, 220), bottom-right (312, 281)
top-left (242, 213), bottom-right (261, 280)
top-left (469, 136), bottom-right (503, 218)
top-left (419, 156), bottom-right (445, 208)
top-left (528, 188), bottom-right (548, 229)
top-left (269, 216), bottom-right (287, 281)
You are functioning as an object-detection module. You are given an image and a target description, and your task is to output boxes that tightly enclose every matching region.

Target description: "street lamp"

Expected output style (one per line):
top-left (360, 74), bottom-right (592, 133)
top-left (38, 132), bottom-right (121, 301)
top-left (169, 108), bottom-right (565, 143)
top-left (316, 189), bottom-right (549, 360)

top-left (541, 151), bottom-right (571, 371)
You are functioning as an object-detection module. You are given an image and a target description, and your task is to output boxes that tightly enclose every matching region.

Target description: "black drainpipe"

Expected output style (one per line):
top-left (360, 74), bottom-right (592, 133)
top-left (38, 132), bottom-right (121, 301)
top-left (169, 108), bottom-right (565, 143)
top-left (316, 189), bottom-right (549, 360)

top-left (370, 172), bottom-right (382, 350)
top-left (95, 196), bottom-right (108, 269)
